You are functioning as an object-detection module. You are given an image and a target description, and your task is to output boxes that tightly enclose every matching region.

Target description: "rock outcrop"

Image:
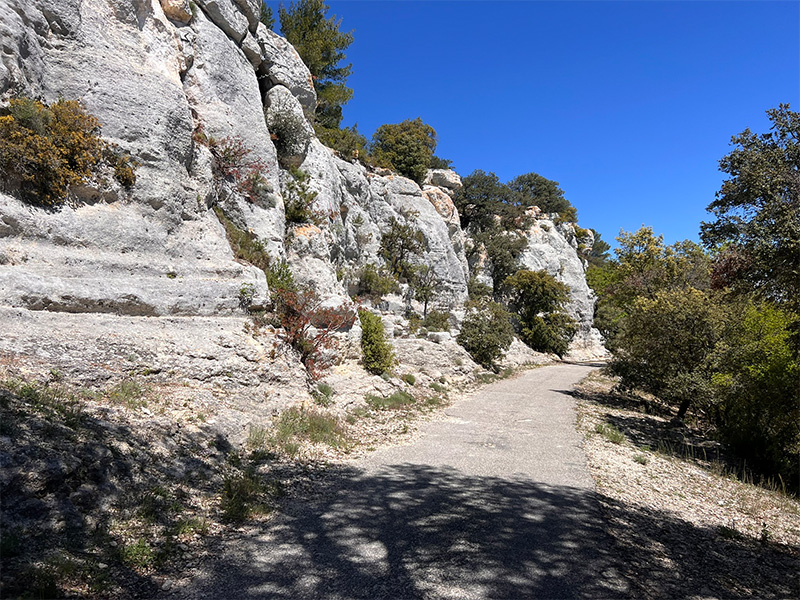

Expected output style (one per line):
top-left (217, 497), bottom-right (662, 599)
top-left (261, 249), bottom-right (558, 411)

top-left (0, 0), bottom-right (605, 427)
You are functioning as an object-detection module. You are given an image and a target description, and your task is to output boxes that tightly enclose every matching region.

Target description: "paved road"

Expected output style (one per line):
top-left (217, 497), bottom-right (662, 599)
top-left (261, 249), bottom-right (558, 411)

top-left (177, 363), bottom-right (630, 599)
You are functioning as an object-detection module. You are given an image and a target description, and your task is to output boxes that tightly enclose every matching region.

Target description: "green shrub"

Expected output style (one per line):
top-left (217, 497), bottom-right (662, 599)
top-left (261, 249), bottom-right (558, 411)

top-left (370, 117), bottom-right (437, 185)
top-left (269, 406), bottom-right (349, 455)
top-left (429, 381), bottom-right (447, 393)
top-left (456, 301), bottom-right (514, 371)
top-left (504, 270), bottom-right (577, 357)
top-left (429, 155), bottom-right (453, 170)
top-left (710, 300), bottom-right (799, 486)
top-left (365, 390), bottom-right (414, 410)
top-left (0, 97), bottom-right (136, 205)
top-left (467, 276), bottom-right (492, 301)
top-left (220, 471), bottom-right (267, 523)
top-left (283, 167), bottom-right (318, 225)
top-left (315, 123), bottom-right (367, 161)
top-left (401, 373), bottom-right (416, 386)
top-left (422, 310), bottom-right (450, 332)
top-left (357, 263), bottom-right (399, 300)
top-left (312, 382), bottom-right (335, 406)
top-left (358, 309), bottom-right (395, 375)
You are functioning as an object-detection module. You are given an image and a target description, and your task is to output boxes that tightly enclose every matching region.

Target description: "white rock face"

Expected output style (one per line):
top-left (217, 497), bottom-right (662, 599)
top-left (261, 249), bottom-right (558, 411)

top-left (0, 0), bottom-right (605, 419)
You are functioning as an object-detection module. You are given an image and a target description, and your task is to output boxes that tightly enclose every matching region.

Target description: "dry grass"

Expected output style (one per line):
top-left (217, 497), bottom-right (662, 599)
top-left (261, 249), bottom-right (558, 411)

top-left (575, 370), bottom-right (800, 598)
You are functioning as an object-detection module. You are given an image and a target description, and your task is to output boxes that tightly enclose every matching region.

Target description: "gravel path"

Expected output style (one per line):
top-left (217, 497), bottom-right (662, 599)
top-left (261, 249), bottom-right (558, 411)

top-left (174, 363), bottom-right (630, 599)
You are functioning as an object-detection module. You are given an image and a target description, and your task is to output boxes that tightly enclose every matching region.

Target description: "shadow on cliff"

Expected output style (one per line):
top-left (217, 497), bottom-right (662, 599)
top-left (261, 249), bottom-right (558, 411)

top-left (179, 463), bottom-right (798, 600)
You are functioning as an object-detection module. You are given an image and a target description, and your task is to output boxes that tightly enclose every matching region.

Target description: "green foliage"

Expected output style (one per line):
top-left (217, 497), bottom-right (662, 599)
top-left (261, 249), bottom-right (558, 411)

top-left (409, 264), bottom-right (438, 318)
top-left (314, 123), bottom-right (367, 161)
top-left (356, 263), bottom-right (399, 300)
top-left (379, 217), bottom-right (425, 281)
top-left (429, 155), bottom-right (453, 170)
top-left (215, 205), bottom-right (270, 271)
top-left (365, 390), bottom-right (414, 410)
top-left (710, 300), bottom-right (799, 485)
top-left (610, 287), bottom-right (724, 420)
top-left (401, 373), bottom-right (416, 386)
top-left (595, 422), bottom-right (626, 444)
top-left (467, 276), bottom-right (493, 301)
top-left (370, 118), bottom-right (437, 184)
top-left (0, 97), bottom-right (136, 205)
top-left (259, 1), bottom-right (274, 28)
top-left (279, 0), bottom-right (353, 128)
top-left (108, 380), bottom-right (146, 409)
top-left (590, 227), bottom-right (711, 346)
top-left (586, 229), bottom-right (611, 267)
top-left (270, 406), bottom-right (349, 454)
top-left (220, 470), bottom-right (269, 522)
top-left (480, 229), bottom-right (528, 297)
top-left (283, 167), bottom-right (319, 224)
top-left (312, 382), bottom-right (335, 406)
top-left (508, 172), bottom-right (577, 222)
top-left (422, 309), bottom-right (450, 332)
top-left (456, 300), bottom-right (514, 371)
top-left (265, 260), bottom-right (297, 294)
top-left (701, 104), bottom-right (800, 315)
top-left (454, 170), bottom-right (524, 233)
top-left (505, 270), bottom-right (577, 357)
top-left (358, 309), bottom-right (395, 375)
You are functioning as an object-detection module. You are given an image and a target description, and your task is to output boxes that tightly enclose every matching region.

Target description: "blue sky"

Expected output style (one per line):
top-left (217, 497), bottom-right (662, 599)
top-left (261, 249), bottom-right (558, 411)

top-left (271, 1), bottom-right (799, 250)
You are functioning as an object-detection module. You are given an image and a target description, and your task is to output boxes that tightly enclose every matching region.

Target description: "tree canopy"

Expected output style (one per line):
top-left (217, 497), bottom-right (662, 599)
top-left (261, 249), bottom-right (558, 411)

top-left (505, 270), bottom-right (577, 357)
top-left (700, 104), bottom-right (800, 313)
top-left (507, 172), bottom-right (578, 222)
top-left (370, 118), bottom-right (437, 185)
top-left (279, 0), bottom-right (354, 129)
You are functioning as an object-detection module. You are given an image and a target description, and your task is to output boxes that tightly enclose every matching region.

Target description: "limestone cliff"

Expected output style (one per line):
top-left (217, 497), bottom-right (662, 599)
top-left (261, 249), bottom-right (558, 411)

top-left (0, 0), bottom-right (604, 427)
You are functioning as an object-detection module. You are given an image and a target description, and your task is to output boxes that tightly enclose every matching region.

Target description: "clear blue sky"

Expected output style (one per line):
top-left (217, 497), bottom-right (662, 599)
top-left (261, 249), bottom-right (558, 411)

top-left (271, 1), bottom-right (799, 249)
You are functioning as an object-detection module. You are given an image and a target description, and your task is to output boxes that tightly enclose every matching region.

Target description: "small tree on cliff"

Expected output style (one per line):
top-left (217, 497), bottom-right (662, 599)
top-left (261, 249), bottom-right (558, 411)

top-left (370, 118), bottom-right (437, 185)
top-left (279, 0), bottom-right (354, 129)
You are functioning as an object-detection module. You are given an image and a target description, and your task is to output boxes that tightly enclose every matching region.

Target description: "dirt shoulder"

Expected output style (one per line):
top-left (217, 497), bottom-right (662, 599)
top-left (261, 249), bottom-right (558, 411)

top-left (575, 370), bottom-right (800, 599)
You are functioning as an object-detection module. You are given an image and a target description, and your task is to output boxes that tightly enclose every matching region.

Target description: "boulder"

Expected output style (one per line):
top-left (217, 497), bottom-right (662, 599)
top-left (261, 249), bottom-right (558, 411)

top-left (256, 24), bottom-right (316, 114)
top-left (194, 0), bottom-right (249, 43)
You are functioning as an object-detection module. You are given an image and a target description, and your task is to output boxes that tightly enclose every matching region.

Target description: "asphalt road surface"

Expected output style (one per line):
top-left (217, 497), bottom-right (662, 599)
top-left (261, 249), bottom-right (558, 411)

top-left (177, 363), bottom-right (630, 599)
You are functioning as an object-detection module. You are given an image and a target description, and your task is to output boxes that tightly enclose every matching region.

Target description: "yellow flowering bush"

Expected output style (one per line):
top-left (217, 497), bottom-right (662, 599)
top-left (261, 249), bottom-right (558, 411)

top-left (0, 97), bottom-right (137, 206)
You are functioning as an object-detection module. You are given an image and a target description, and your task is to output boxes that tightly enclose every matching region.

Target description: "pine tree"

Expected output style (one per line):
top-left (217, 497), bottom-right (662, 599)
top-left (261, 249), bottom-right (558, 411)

top-left (279, 0), bottom-right (354, 128)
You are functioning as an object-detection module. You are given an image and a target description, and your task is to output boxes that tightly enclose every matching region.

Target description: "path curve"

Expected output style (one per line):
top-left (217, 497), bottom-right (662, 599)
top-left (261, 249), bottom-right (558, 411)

top-left (176, 363), bottom-right (630, 599)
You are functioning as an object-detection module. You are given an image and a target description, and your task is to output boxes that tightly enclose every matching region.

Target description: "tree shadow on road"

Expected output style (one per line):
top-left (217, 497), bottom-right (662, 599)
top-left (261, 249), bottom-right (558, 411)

top-left (178, 463), bottom-right (799, 599)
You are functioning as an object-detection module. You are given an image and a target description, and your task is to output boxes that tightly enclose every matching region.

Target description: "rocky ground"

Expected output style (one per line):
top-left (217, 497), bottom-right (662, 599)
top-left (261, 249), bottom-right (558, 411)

top-left (574, 370), bottom-right (800, 599)
top-left (0, 317), bottom-right (549, 599)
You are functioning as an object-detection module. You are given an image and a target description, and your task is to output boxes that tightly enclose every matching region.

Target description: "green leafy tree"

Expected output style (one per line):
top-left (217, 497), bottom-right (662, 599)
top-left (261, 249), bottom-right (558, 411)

top-left (701, 104), bottom-right (800, 315)
top-left (507, 172), bottom-right (577, 222)
top-left (505, 270), bottom-right (577, 357)
top-left (710, 300), bottom-right (799, 485)
top-left (589, 227), bottom-right (711, 347)
top-left (379, 217), bottom-right (425, 281)
top-left (410, 264), bottom-right (438, 319)
top-left (279, 0), bottom-right (353, 128)
top-left (454, 170), bottom-right (521, 232)
top-left (358, 309), bottom-right (395, 374)
top-left (456, 300), bottom-right (515, 371)
top-left (370, 118), bottom-right (437, 185)
top-left (479, 229), bottom-right (527, 298)
top-left (610, 287), bottom-right (724, 420)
